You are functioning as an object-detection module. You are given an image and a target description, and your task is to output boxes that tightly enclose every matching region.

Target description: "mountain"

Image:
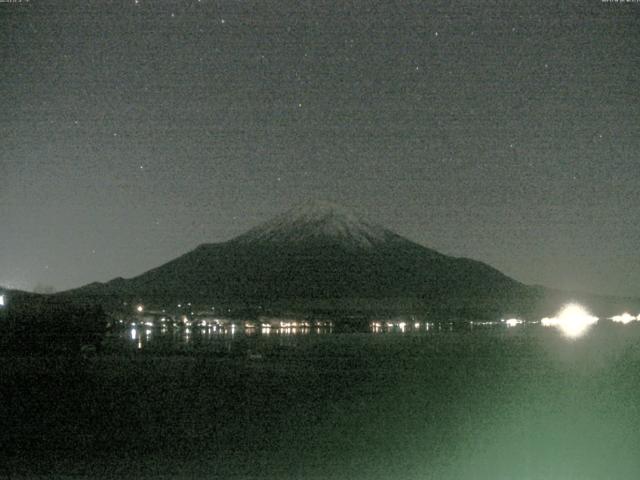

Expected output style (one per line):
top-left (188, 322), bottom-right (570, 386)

top-left (0, 287), bottom-right (43, 305)
top-left (62, 201), bottom-right (639, 319)
top-left (233, 201), bottom-right (400, 248)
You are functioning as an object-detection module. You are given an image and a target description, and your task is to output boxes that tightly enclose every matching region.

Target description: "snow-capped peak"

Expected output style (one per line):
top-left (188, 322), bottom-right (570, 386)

top-left (233, 200), bottom-right (398, 248)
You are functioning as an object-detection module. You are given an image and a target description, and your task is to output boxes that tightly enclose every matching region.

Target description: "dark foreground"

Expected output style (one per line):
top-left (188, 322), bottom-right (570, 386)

top-left (2, 325), bottom-right (640, 479)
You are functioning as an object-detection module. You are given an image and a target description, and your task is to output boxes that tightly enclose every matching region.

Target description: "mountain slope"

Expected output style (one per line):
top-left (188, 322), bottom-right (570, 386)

top-left (65, 200), bottom-right (540, 318)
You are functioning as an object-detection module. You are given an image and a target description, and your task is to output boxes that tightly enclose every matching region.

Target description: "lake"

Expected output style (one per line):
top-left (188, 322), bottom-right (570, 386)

top-left (2, 321), bottom-right (640, 479)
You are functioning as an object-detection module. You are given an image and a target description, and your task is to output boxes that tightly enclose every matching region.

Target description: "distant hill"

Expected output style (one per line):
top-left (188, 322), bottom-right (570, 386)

top-left (0, 287), bottom-right (107, 354)
top-left (0, 287), bottom-right (43, 305)
top-left (60, 201), bottom-right (640, 320)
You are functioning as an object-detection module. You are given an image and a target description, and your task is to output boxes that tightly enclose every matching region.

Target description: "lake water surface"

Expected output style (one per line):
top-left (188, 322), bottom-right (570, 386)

top-left (3, 321), bottom-right (640, 479)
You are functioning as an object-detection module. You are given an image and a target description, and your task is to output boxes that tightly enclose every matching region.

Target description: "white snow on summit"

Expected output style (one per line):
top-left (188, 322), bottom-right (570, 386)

top-left (234, 200), bottom-right (399, 248)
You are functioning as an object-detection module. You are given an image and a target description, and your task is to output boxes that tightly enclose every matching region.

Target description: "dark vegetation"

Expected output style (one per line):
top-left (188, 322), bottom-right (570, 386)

top-left (0, 293), bottom-right (107, 355)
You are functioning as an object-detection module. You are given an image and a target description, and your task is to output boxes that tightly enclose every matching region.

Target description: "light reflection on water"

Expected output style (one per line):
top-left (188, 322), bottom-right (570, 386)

top-left (124, 321), bottom-right (336, 351)
top-left (120, 313), bottom-right (640, 352)
top-left (121, 318), bottom-right (508, 351)
top-left (371, 320), bottom-right (430, 333)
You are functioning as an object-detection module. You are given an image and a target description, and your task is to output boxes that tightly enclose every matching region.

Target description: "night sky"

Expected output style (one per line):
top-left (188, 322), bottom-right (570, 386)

top-left (1, 0), bottom-right (639, 297)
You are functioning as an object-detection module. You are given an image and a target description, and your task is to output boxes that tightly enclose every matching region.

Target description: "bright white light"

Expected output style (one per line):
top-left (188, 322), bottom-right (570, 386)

top-left (541, 304), bottom-right (598, 338)
top-left (504, 318), bottom-right (523, 328)
top-left (136, 305), bottom-right (144, 313)
top-left (0, 294), bottom-right (4, 307)
top-left (541, 317), bottom-right (557, 327)
top-left (611, 313), bottom-right (637, 325)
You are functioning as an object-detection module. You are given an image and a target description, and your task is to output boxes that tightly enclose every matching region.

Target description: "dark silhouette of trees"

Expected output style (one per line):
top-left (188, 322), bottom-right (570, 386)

top-left (0, 295), bottom-right (107, 355)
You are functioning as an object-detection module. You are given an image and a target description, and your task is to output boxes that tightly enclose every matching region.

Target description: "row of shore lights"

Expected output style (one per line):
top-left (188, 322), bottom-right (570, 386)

top-left (503, 304), bottom-right (640, 338)
top-left (134, 304), bottom-right (225, 314)
top-left (130, 301), bottom-right (639, 340)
